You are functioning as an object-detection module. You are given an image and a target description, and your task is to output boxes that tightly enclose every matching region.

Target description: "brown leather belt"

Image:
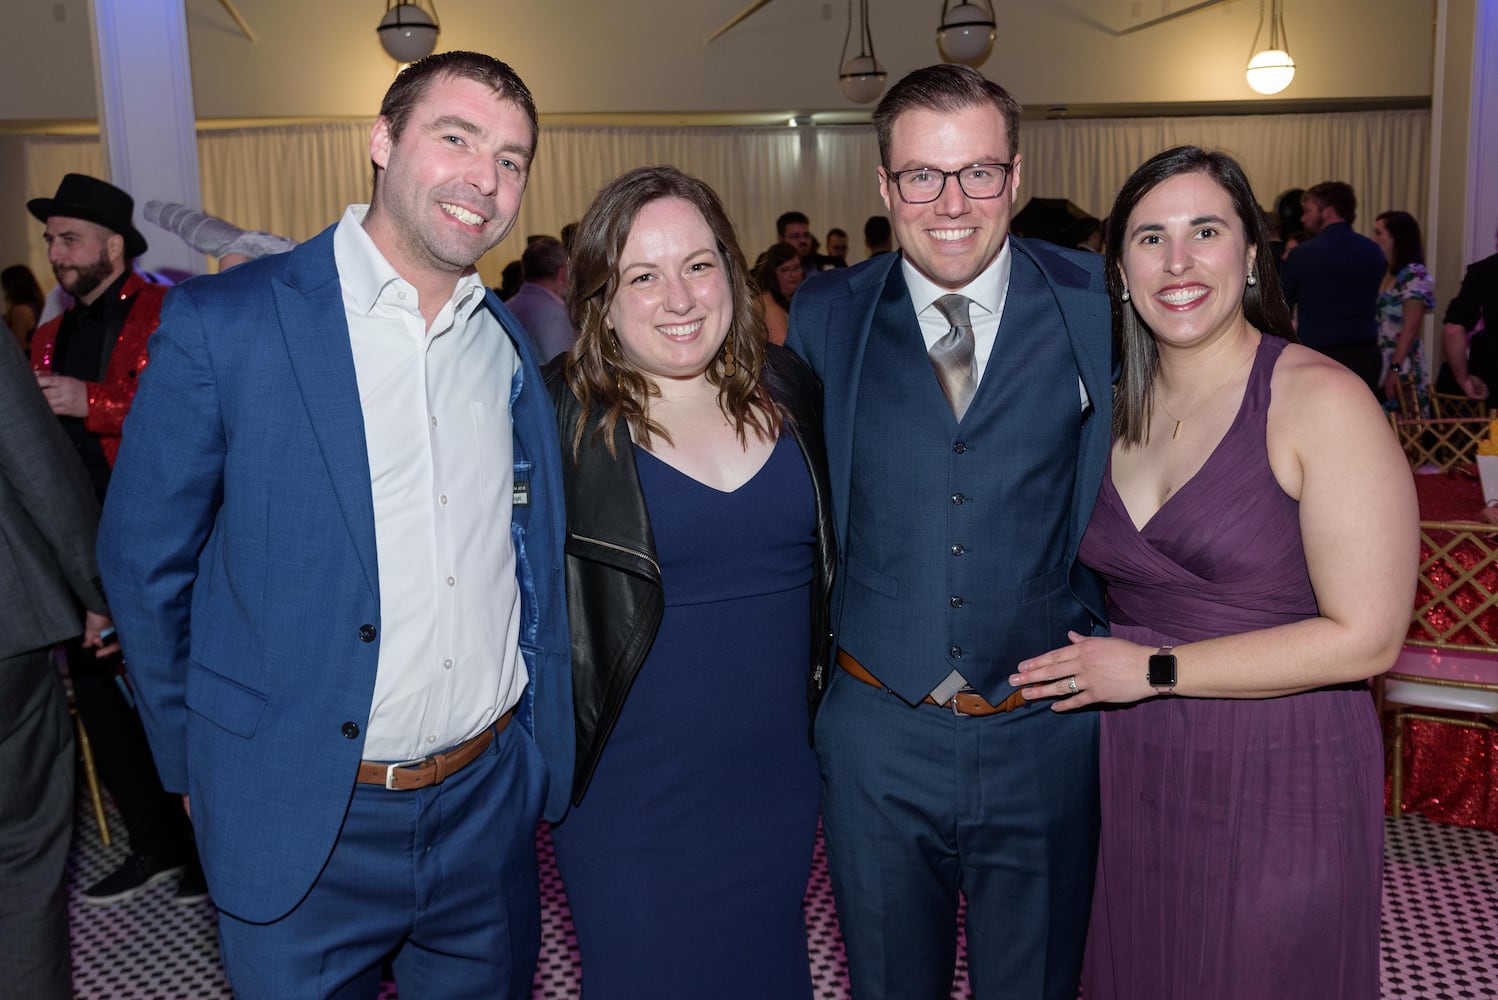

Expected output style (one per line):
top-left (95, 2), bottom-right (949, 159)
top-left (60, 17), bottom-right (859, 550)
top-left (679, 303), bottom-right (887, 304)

top-left (354, 710), bottom-right (513, 790)
top-left (836, 649), bottom-right (1027, 716)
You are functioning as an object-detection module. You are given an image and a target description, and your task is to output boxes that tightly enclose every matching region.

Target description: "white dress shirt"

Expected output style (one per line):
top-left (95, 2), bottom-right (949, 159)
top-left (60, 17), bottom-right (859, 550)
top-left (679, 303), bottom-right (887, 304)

top-left (334, 205), bottom-right (525, 762)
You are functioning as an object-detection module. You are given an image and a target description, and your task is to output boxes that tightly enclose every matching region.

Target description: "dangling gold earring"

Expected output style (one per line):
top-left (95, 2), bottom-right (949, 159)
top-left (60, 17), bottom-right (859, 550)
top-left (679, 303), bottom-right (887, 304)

top-left (721, 337), bottom-right (737, 378)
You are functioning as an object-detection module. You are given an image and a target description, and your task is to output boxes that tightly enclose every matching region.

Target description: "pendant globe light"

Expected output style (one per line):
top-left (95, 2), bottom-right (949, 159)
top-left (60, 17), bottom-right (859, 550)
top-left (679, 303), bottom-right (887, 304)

top-left (378, 1), bottom-right (440, 63)
top-left (1244, 0), bottom-right (1294, 95)
top-left (936, 0), bottom-right (996, 67)
top-left (839, 0), bottom-right (887, 105)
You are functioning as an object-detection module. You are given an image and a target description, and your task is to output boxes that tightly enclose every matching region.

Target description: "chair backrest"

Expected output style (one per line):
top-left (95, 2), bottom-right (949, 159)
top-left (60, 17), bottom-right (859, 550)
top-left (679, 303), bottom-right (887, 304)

top-left (1393, 372), bottom-right (1423, 419)
top-left (1392, 417), bottom-right (1491, 472)
top-left (1432, 390), bottom-right (1490, 420)
top-left (1410, 519), bottom-right (1498, 650)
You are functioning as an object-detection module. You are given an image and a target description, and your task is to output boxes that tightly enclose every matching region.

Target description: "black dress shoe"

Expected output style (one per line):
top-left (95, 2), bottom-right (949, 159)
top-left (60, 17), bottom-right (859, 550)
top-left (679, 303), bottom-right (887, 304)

top-left (81, 853), bottom-right (185, 905)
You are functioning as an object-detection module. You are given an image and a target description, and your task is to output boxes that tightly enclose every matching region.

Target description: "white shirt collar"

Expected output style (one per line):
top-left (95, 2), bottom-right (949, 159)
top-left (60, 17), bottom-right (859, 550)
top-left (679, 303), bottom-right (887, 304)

top-left (901, 237), bottom-right (1012, 321)
top-left (333, 204), bottom-right (487, 322)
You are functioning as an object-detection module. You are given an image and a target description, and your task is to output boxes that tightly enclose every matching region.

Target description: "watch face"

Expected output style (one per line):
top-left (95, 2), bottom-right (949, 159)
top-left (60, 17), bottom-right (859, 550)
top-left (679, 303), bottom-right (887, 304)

top-left (1148, 653), bottom-right (1177, 688)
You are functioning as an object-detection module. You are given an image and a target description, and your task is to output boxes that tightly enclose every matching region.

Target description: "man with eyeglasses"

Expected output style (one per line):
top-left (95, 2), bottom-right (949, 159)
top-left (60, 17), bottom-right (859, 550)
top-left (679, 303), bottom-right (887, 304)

top-left (787, 64), bottom-right (1112, 1000)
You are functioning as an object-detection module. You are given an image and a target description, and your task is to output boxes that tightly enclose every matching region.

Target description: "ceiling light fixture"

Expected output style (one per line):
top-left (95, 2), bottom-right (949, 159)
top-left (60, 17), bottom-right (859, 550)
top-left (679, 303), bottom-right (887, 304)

top-left (936, 0), bottom-right (996, 67)
top-left (839, 0), bottom-right (887, 105)
top-left (1245, 0), bottom-right (1294, 95)
top-left (378, 1), bottom-right (440, 63)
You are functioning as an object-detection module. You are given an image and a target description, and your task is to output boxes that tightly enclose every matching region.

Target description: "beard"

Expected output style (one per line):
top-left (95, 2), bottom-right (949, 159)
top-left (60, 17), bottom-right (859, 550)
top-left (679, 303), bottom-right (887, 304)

top-left (55, 250), bottom-right (114, 301)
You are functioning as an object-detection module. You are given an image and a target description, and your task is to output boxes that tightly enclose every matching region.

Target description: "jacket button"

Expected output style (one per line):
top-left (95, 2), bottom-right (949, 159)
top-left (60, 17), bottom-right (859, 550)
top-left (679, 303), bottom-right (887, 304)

top-left (950, 544), bottom-right (965, 556)
top-left (359, 624), bottom-right (377, 642)
top-left (950, 645), bottom-right (963, 658)
top-left (341, 722), bottom-right (360, 739)
top-left (950, 596), bottom-right (964, 608)
top-left (951, 493), bottom-right (966, 505)
top-left (953, 441), bottom-right (968, 454)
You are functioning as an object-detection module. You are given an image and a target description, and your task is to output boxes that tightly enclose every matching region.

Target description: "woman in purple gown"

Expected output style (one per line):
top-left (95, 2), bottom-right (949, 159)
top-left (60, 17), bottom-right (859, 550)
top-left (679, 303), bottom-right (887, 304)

top-left (1013, 147), bottom-right (1418, 999)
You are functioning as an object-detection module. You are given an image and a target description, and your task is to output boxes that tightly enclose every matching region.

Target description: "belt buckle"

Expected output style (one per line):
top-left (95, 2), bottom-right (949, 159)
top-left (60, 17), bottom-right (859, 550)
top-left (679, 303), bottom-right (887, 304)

top-left (949, 683), bottom-right (976, 717)
top-left (384, 755), bottom-right (431, 790)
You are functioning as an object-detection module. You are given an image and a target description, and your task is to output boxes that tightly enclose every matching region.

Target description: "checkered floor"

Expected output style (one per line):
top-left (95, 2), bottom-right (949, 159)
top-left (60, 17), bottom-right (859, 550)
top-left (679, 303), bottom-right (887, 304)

top-left (67, 790), bottom-right (1498, 999)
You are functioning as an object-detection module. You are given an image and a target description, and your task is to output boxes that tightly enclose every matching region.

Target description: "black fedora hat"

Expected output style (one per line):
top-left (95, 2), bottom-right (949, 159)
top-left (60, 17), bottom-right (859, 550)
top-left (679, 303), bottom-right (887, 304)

top-left (28, 173), bottom-right (148, 258)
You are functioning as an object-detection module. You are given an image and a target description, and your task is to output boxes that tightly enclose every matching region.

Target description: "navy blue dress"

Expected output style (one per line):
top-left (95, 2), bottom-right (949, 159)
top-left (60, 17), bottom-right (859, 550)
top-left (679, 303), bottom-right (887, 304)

top-left (550, 434), bottom-right (821, 999)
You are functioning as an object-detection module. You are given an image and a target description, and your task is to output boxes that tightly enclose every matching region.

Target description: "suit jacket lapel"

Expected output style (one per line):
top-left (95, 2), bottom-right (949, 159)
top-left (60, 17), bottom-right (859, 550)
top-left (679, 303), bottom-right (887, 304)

top-left (272, 229), bottom-right (381, 598)
top-left (1012, 239), bottom-right (1114, 559)
top-left (825, 254), bottom-right (903, 545)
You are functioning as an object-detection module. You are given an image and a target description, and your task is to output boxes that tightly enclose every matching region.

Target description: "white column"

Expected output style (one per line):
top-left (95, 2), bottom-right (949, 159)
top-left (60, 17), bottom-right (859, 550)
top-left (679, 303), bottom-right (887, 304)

top-left (1463, 0), bottom-right (1498, 263)
top-left (87, 0), bottom-right (204, 277)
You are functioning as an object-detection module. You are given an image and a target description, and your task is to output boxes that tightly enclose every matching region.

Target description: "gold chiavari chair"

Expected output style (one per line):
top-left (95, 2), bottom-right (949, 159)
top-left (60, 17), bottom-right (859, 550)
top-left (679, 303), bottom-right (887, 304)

top-left (1382, 519), bottom-right (1498, 815)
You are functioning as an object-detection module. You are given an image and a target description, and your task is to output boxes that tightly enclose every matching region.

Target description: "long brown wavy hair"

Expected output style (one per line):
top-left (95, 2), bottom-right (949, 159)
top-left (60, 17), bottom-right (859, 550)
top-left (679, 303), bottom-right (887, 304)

top-left (563, 165), bottom-right (781, 458)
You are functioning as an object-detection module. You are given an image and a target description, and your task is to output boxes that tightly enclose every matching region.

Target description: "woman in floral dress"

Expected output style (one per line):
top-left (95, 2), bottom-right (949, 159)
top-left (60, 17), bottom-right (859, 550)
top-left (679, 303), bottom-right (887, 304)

top-left (1373, 210), bottom-right (1434, 414)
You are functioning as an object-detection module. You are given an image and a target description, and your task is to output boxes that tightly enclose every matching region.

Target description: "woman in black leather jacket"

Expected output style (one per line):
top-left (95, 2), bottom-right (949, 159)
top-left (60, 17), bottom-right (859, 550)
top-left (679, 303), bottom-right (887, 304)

top-left (544, 166), bottom-right (834, 999)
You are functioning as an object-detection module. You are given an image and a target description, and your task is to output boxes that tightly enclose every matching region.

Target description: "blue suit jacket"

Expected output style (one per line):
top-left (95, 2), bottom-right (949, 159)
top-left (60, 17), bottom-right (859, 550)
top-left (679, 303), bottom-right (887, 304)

top-left (787, 241), bottom-right (1113, 644)
top-left (97, 226), bottom-right (574, 923)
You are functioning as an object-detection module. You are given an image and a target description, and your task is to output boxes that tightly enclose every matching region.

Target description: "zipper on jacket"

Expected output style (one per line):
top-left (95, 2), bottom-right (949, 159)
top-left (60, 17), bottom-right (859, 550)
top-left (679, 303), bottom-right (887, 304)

top-left (569, 532), bottom-right (661, 576)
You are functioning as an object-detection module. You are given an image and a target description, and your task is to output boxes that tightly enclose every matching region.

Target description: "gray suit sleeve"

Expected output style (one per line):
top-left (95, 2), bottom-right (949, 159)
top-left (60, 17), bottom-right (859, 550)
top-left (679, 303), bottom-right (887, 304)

top-left (0, 328), bottom-right (108, 647)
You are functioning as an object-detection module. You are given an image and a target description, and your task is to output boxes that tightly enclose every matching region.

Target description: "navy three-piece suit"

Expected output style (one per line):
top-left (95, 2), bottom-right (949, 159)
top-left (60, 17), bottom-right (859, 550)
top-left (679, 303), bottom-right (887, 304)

top-left (789, 240), bottom-right (1113, 999)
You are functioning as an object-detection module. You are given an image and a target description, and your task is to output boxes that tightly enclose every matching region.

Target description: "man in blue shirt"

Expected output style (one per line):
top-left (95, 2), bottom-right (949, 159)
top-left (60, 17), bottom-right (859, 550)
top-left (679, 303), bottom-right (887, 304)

top-left (1281, 181), bottom-right (1387, 394)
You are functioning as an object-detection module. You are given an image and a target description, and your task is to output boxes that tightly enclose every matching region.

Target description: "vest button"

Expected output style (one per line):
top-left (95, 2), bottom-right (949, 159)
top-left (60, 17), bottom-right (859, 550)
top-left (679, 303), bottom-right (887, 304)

top-left (953, 441), bottom-right (968, 454)
top-left (950, 544), bottom-right (965, 556)
top-left (359, 624), bottom-right (377, 642)
top-left (951, 493), bottom-right (966, 505)
top-left (950, 645), bottom-right (963, 658)
top-left (341, 722), bottom-right (360, 739)
top-left (950, 596), bottom-right (964, 608)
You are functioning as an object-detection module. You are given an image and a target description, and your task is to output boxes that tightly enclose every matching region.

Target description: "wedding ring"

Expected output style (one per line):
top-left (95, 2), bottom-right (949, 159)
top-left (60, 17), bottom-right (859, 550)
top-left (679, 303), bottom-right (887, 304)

top-left (1066, 676), bottom-right (1079, 694)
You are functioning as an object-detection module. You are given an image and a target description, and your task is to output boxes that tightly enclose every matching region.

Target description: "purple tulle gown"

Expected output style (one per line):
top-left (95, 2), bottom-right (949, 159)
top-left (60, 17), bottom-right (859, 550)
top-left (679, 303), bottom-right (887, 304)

top-left (1079, 336), bottom-right (1383, 999)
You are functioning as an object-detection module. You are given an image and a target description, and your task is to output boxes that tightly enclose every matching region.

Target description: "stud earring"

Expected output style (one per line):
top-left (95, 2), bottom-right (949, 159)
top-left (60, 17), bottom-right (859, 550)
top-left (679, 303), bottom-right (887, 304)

top-left (1246, 272), bottom-right (1257, 286)
top-left (1120, 287), bottom-right (1131, 302)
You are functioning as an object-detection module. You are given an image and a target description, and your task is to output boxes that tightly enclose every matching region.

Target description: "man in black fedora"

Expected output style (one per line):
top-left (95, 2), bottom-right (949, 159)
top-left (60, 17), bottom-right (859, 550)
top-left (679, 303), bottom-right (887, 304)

top-left (26, 172), bottom-right (204, 906)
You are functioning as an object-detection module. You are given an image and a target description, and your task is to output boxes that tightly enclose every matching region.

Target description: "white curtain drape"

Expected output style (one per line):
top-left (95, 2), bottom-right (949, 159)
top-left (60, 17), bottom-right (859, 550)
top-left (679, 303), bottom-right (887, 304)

top-left (21, 108), bottom-right (1429, 289)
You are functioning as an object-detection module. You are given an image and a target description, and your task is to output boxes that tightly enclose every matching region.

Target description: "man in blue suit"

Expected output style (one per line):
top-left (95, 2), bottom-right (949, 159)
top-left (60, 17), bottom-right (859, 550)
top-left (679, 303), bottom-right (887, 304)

top-left (97, 51), bottom-right (572, 999)
top-left (788, 65), bottom-right (1112, 999)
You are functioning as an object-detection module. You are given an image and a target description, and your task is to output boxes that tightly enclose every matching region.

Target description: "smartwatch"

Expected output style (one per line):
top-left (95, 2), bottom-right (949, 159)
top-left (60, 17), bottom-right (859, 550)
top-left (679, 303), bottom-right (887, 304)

top-left (1148, 645), bottom-right (1177, 695)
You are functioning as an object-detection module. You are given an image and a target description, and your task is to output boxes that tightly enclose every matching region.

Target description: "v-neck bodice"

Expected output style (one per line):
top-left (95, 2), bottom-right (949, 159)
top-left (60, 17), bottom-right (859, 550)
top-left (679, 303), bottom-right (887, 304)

top-left (1080, 336), bottom-right (1318, 642)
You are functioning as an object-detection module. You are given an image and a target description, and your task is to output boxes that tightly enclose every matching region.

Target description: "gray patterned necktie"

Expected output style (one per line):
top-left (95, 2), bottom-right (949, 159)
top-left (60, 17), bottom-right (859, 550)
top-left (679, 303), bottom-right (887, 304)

top-left (930, 293), bottom-right (977, 420)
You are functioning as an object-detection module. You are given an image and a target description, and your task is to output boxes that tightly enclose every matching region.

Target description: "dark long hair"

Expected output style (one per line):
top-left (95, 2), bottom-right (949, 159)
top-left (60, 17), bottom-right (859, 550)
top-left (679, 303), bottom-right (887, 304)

top-left (563, 165), bottom-right (779, 458)
top-left (1105, 146), bottom-right (1296, 446)
top-left (1376, 210), bottom-right (1425, 275)
top-left (753, 242), bottom-right (801, 312)
top-left (1, 265), bottom-right (43, 310)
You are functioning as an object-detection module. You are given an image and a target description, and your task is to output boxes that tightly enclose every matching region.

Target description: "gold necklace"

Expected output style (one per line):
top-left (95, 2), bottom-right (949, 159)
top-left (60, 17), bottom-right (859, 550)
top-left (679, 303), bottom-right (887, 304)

top-left (1155, 348), bottom-right (1256, 441)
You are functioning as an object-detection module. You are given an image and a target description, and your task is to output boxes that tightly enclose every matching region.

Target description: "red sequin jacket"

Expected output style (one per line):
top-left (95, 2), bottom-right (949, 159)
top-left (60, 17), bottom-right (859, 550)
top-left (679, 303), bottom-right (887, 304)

top-left (30, 272), bottom-right (168, 467)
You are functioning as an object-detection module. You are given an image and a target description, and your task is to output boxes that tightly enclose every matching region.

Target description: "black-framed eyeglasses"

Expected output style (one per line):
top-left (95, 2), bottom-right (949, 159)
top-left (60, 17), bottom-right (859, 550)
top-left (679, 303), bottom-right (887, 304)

top-left (885, 162), bottom-right (1015, 205)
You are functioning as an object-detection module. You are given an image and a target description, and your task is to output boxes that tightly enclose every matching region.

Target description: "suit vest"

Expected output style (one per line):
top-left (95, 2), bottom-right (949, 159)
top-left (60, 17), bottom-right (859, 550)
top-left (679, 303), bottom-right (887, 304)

top-left (838, 254), bottom-right (1093, 703)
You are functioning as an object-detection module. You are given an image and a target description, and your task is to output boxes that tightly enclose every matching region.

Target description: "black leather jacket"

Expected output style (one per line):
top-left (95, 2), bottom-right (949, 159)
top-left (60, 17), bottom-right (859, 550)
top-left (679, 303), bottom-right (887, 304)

top-left (546, 343), bottom-right (836, 807)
